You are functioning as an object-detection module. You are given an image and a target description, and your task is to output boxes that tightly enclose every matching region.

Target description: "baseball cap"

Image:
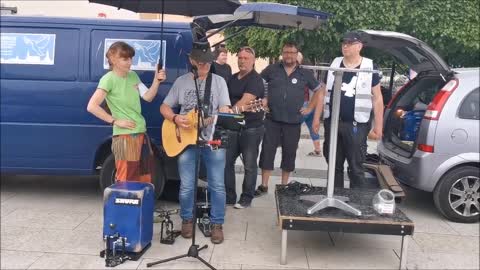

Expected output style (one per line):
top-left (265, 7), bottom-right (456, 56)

top-left (342, 32), bottom-right (363, 43)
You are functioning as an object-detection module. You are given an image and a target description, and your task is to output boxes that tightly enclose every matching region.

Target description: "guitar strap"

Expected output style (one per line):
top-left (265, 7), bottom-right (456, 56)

top-left (201, 72), bottom-right (213, 118)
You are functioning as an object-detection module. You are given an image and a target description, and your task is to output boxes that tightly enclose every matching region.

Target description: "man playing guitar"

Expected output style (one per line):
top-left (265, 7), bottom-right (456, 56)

top-left (160, 41), bottom-right (231, 244)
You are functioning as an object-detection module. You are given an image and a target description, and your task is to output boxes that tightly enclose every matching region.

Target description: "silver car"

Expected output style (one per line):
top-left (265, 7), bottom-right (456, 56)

top-left (358, 31), bottom-right (479, 223)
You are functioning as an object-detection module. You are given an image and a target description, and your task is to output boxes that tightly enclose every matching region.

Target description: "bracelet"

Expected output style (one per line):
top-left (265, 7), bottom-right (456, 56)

top-left (172, 114), bottom-right (178, 124)
top-left (110, 118), bottom-right (115, 126)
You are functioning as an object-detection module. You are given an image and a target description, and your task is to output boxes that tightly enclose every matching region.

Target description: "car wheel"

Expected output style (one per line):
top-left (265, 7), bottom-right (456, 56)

top-left (99, 154), bottom-right (166, 199)
top-left (433, 166), bottom-right (480, 223)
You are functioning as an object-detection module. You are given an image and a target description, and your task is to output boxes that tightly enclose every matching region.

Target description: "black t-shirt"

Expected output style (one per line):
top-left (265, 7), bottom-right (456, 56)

top-left (261, 62), bottom-right (320, 124)
top-left (323, 61), bottom-right (381, 122)
top-left (227, 70), bottom-right (265, 128)
top-left (212, 62), bottom-right (232, 84)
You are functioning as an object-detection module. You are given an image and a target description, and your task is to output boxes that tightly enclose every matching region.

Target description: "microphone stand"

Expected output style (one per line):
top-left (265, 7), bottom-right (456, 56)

top-left (147, 66), bottom-right (216, 270)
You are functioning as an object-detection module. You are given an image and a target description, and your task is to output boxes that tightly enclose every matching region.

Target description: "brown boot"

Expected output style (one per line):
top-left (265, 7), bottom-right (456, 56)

top-left (181, 219), bottom-right (193, 239)
top-left (211, 224), bottom-right (224, 244)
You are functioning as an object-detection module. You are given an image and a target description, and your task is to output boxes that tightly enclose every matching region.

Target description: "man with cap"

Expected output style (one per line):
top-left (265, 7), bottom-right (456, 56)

top-left (312, 31), bottom-right (384, 188)
top-left (160, 41), bottom-right (231, 244)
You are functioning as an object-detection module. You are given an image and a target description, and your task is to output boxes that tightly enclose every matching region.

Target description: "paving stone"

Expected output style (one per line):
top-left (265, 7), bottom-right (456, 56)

top-left (446, 221), bottom-right (480, 236)
top-left (210, 239), bottom-right (308, 269)
top-left (393, 249), bottom-right (480, 269)
top-left (138, 258), bottom-right (241, 270)
top-left (0, 250), bottom-right (43, 270)
top-left (1, 209), bottom-right (91, 230)
top-left (306, 247), bottom-right (399, 269)
top-left (28, 253), bottom-right (140, 269)
top-left (412, 232), bottom-right (479, 254)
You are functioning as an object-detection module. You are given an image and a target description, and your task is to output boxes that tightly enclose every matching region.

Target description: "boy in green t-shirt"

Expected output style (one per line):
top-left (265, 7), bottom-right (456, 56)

top-left (87, 41), bottom-right (166, 183)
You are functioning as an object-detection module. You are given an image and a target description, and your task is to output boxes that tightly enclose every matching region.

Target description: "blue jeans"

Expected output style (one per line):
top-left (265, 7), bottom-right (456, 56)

top-left (225, 126), bottom-right (264, 204)
top-left (178, 146), bottom-right (226, 224)
top-left (302, 102), bottom-right (320, 141)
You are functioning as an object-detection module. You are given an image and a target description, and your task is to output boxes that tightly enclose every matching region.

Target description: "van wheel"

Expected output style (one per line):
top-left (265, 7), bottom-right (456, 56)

top-left (99, 154), bottom-right (166, 199)
top-left (433, 166), bottom-right (480, 223)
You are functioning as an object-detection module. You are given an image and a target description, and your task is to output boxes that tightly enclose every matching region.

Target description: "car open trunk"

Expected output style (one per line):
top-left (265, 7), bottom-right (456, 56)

top-left (383, 73), bottom-right (448, 157)
top-left (356, 30), bottom-right (452, 157)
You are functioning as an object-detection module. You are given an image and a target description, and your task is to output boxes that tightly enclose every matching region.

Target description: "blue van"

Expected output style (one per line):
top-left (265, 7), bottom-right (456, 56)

top-left (0, 16), bottom-right (196, 197)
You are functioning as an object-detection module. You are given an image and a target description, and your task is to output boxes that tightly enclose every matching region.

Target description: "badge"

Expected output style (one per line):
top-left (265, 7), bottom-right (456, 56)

top-left (291, 78), bottom-right (298, 84)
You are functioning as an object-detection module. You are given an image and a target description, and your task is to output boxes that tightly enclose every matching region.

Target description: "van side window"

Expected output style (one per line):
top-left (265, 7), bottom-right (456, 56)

top-left (458, 88), bottom-right (479, 120)
top-left (0, 28), bottom-right (80, 81)
top-left (90, 31), bottom-right (174, 84)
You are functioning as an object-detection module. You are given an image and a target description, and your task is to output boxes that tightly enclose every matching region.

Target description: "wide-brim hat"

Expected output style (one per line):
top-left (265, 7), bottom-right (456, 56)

top-left (189, 41), bottom-right (215, 63)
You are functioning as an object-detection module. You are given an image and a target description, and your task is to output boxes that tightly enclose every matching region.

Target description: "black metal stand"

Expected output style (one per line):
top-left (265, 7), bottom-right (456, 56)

top-left (147, 68), bottom-right (216, 270)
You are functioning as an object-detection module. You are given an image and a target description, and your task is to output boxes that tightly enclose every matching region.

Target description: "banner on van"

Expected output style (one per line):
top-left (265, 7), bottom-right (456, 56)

top-left (103, 39), bottom-right (166, 71)
top-left (1, 33), bottom-right (56, 65)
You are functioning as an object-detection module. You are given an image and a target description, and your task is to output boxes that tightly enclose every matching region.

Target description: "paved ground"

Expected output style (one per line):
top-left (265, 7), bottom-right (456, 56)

top-left (1, 126), bottom-right (479, 269)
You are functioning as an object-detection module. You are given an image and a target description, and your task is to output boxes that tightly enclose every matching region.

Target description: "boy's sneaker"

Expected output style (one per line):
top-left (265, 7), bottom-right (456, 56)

top-left (234, 199), bottom-right (251, 209)
top-left (254, 185), bottom-right (268, 197)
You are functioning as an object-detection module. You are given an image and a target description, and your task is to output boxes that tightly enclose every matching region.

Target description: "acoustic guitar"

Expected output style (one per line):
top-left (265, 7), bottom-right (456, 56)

top-left (162, 99), bottom-right (264, 157)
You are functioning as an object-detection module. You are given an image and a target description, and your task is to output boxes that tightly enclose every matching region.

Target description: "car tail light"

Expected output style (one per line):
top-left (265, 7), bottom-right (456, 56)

top-left (424, 79), bottom-right (459, 120)
top-left (387, 82), bottom-right (411, 109)
top-left (418, 144), bottom-right (434, 153)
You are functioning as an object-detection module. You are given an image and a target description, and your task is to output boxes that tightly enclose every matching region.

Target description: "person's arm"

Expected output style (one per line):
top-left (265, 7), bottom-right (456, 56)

top-left (233, 93), bottom-right (257, 112)
top-left (160, 103), bottom-right (190, 128)
top-left (233, 75), bottom-right (264, 112)
top-left (87, 89), bottom-right (135, 129)
top-left (160, 79), bottom-right (191, 128)
top-left (301, 71), bottom-right (322, 115)
top-left (312, 84), bottom-right (326, 135)
top-left (217, 76), bottom-right (233, 113)
top-left (260, 67), bottom-right (272, 112)
top-left (140, 69), bottom-right (166, 102)
top-left (369, 83), bottom-right (384, 140)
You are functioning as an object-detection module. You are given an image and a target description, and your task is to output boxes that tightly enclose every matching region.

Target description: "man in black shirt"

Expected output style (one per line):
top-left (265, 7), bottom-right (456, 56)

top-left (212, 45), bottom-right (232, 83)
top-left (312, 32), bottom-right (384, 188)
top-left (224, 46), bottom-right (265, 208)
top-left (255, 42), bottom-right (321, 196)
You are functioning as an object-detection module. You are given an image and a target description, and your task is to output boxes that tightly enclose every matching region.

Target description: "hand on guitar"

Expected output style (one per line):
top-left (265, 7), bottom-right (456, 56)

top-left (114, 119), bottom-right (136, 129)
top-left (233, 99), bottom-right (267, 113)
top-left (174, 114), bottom-right (191, 129)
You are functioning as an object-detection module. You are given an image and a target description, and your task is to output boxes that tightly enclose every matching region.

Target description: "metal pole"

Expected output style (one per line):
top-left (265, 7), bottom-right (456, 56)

top-left (399, 236), bottom-right (409, 270)
top-left (326, 71), bottom-right (344, 197)
top-left (281, 230), bottom-right (287, 265)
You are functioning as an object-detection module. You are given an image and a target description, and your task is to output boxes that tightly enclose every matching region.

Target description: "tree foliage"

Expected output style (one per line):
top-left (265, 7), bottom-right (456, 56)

top-left (225, 0), bottom-right (479, 67)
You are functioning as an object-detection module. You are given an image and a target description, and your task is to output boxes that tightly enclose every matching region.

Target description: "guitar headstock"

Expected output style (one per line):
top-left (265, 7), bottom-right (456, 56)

top-left (243, 99), bottom-right (266, 113)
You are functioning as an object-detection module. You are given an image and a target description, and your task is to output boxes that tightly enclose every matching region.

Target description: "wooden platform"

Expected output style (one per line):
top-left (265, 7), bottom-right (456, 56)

top-left (275, 185), bottom-right (415, 268)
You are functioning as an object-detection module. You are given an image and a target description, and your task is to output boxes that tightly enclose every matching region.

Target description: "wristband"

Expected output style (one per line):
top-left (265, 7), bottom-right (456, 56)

top-left (110, 119), bottom-right (115, 126)
top-left (172, 114), bottom-right (178, 124)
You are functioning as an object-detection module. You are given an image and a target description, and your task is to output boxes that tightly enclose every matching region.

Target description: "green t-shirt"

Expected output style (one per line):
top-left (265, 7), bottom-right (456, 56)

top-left (98, 71), bottom-right (146, 136)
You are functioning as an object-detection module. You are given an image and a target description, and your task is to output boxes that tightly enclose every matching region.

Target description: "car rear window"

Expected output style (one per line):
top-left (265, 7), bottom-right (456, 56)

top-left (458, 88), bottom-right (479, 120)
